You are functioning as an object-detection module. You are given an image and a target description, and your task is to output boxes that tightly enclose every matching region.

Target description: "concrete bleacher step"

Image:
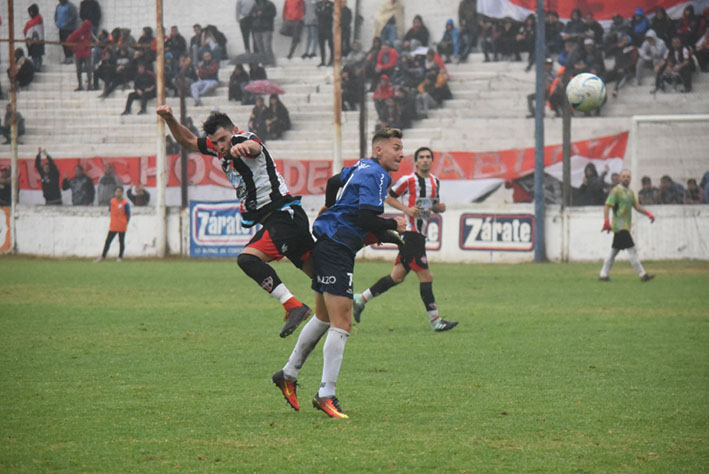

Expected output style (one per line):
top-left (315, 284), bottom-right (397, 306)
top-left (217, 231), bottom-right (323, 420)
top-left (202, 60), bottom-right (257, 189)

top-left (3, 52), bottom-right (708, 172)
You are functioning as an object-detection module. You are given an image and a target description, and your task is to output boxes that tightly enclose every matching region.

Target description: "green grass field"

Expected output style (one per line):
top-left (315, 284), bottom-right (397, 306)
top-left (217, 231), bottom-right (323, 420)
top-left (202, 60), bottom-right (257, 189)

top-left (1, 257), bottom-right (707, 473)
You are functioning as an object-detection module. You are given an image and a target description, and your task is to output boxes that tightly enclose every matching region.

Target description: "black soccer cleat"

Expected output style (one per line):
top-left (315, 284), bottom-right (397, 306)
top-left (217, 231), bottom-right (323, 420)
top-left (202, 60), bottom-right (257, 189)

top-left (280, 304), bottom-right (312, 338)
top-left (432, 319), bottom-right (458, 332)
top-left (640, 273), bottom-right (654, 282)
top-left (598, 276), bottom-right (611, 282)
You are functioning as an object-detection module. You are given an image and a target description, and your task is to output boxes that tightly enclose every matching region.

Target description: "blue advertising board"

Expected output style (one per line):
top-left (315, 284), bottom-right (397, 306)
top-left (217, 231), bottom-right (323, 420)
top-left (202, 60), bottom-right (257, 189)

top-left (189, 201), bottom-right (259, 257)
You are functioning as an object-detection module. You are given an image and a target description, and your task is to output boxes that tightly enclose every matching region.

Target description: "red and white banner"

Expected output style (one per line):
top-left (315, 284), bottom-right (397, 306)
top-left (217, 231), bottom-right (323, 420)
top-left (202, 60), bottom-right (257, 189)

top-left (0, 132), bottom-right (628, 204)
top-left (477, 0), bottom-right (709, 21)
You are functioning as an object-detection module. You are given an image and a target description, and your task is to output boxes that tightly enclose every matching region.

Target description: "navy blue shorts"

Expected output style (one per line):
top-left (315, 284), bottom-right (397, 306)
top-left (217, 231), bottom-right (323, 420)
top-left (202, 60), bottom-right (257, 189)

top-left (311, 237), bottom-right (355, 298)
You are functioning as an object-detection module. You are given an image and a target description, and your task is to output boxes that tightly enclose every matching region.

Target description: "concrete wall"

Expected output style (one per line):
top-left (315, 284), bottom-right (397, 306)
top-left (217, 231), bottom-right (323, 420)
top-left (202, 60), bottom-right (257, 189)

top-left (10, 203), bottom-right (709, 261)
top-left (1, 0), bottom-right (455, 65)
top-left (14, 204), bottom-right (185, 258)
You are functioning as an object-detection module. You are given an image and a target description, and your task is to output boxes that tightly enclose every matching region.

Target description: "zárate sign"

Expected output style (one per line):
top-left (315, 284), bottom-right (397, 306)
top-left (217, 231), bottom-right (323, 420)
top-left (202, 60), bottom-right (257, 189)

top-left (189, 201), bottom-right (258, 257)
top-left (459, 214), bottom-right (534, 252)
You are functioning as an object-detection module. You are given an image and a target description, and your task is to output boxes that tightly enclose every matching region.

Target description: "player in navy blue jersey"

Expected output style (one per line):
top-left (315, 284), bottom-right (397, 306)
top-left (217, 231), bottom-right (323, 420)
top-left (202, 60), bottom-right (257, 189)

top-left (157, 105), bottom-right (313, 338)
top-left (271, 128), bottom-right (407, 418)
top-left (353, 146), bottom-right (458, 332)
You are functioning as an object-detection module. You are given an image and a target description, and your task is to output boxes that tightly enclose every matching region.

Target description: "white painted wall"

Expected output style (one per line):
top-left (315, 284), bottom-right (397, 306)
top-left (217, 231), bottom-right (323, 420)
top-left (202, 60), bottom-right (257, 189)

top-left (12, 203), bottom-right (709, 261)
top-left (14, 204), bottom-right (185, 258)
top-left (1, 0), bottom-right (455, 65)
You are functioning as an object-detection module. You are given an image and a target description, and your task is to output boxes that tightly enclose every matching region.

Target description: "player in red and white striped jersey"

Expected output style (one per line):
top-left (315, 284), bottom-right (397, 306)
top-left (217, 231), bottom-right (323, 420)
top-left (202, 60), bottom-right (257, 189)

top-left (353, 147), bottom-right (458, 332)
top-left (157, 105), bottom-right (314, 338)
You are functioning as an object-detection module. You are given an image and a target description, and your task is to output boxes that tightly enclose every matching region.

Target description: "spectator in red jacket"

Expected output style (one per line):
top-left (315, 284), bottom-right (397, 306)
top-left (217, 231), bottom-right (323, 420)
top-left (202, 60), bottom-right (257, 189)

top-left (375, 41), bottom-right (398, 86)
top-left (283, 0), bottom-right (305, 59)
top-left (67, 19), bottom-right (93, 90)
top-left (373, 73), bottom-right (395, 120)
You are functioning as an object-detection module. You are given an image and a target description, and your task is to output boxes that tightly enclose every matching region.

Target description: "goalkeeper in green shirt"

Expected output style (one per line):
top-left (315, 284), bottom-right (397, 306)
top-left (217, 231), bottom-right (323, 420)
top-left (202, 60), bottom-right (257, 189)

top-left (599, 169), bottom-right (656, 282)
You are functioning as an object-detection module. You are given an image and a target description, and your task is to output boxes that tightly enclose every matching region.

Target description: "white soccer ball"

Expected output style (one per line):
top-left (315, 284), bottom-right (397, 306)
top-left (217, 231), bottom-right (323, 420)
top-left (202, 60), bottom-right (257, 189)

top-left (566, 73), bottom-right (607, 112)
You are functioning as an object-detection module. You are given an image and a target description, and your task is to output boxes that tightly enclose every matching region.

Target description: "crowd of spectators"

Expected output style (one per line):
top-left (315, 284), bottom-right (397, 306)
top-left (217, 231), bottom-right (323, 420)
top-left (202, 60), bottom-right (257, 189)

top-left (514, 4), bottom-right (709, 117)
top-left (575, 162), bottom-right (709, 206)
top-left (638, 174), bottom-right (709, 205)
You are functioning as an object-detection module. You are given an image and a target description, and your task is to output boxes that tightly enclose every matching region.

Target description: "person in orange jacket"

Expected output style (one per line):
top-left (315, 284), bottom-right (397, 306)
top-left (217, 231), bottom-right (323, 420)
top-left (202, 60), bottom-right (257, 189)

top-left (96, 186), bottom-right (130, 262)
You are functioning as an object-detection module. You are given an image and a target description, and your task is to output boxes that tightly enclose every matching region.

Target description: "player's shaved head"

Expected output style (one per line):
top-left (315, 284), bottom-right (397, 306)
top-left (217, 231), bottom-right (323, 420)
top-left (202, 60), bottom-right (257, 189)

top-left (202, 113), bottom-right (235, 136)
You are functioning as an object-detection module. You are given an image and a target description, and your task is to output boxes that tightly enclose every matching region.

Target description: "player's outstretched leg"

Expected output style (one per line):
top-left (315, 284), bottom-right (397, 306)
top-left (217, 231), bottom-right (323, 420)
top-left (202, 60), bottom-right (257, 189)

top-left (237, 253), bottom-right (311, 337)
top-left (421, 281), bottom-right (458, 332)
top-left (353, 275), bottom-right (398, 323)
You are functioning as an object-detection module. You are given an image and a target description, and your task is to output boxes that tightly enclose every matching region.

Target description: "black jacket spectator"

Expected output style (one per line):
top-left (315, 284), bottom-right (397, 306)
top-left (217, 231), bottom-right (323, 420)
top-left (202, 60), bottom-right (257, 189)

top-left (166, 26), bottom-right (187, 58)
top-left (35, 151), bottom-right (62, 205)
top-left (7, 49), bottom-right (35, 88)
top-left (650, 7), bottom-right (674, 46)
top-left (62, 166), bottom-right (95, 205)
top-left (578, 163), bottom-right (606, 205)
top-left (404, 15), bottom-right (430, 47)
top-left (127, 185), bottom-right (150, 206)
top-left (229, 65), bottom-right (250, 101)
top-left (79, 0), bottom-right (101, 28)
top-left (251, 0), bottom-right (277, 32)
top-left (265, 94), bottom-right (291, 139)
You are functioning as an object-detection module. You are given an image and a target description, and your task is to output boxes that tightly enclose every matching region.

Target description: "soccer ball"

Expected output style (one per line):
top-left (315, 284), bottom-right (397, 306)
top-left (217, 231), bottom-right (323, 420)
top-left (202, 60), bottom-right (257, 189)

top-left (566, 73), bottom-right (606, 112)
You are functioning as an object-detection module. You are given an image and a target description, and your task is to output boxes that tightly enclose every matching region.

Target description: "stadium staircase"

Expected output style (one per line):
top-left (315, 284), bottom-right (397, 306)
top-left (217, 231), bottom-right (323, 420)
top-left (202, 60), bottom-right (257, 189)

top-left (2, 53), bottom-right (707, 183)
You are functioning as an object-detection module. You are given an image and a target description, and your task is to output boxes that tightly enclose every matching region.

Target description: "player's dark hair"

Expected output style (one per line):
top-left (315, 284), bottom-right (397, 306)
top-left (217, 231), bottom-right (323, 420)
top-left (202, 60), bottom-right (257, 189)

top-left (115, 185), bottom-right (123, 192)
top-left (641, 176), bottom-right (651, 184)
top-left (371, 128), bottom-right (402, 146)
top-left (202, 113), bottom-right (235, 136)
top-left (414, 147), bottom-right (434, 161)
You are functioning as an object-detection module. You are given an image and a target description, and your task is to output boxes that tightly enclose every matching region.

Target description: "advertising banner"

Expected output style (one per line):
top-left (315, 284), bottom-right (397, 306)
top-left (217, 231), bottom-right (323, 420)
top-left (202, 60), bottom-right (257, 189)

top-left (459, 213), bottom-right (535, 252)
top-left (189, 201), bottom-right (258, 258)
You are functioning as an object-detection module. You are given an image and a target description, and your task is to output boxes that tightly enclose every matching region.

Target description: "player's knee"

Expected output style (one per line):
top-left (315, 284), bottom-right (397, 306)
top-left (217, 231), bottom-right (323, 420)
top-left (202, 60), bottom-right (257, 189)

top-left (237, 252), bottom-right (261, 271)
top-left (391, 273), bottom-right (405, 284)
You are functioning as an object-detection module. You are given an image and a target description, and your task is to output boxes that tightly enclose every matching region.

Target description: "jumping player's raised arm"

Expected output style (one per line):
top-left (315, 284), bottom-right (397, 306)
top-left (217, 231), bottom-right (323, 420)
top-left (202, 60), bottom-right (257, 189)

top-left (156, 105), bottom-right (199, 152)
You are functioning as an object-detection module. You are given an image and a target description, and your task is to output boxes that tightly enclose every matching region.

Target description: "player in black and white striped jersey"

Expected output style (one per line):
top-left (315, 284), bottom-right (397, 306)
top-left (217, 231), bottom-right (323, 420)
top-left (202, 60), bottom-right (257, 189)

top-left (157, 105), bottom-right (314, 338)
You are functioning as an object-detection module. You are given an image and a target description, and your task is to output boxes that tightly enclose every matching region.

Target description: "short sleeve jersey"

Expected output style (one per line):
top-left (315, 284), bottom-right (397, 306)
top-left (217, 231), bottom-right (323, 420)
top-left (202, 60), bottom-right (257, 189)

top-left (197, 131), bottom-right (290, 223)
top-left (313, 157), bottom-right (392, 253)
top-left (389, 172), bottom-right (440, 235)
top-left (606, 184), bottom-right (636, 232)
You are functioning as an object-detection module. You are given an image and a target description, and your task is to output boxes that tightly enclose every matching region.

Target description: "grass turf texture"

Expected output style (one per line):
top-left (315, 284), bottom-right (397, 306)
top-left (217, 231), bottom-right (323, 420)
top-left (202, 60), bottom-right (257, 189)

top-left (1, 257), bottom-right (707, 473)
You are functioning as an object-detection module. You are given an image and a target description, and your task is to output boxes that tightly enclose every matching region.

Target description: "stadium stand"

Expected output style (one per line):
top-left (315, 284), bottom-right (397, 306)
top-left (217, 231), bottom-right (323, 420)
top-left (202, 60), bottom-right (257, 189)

top-left (1, 51), bottom-right (707, 184)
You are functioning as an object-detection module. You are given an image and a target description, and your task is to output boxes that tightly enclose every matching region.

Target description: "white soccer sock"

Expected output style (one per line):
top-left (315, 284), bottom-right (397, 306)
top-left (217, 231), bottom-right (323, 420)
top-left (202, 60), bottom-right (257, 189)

top-left (626, 246), bottom-right (646, 276)
top-left (361, 289), bottom-right (374, 302)
top-left (318, 327), bottom-right (349, 398)
top-left (283, 316), bottom-right (330, 381)
top-left (600, 248), bottom-right (619, 278)
top-left (270, 283), bottom-right (294, 304)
